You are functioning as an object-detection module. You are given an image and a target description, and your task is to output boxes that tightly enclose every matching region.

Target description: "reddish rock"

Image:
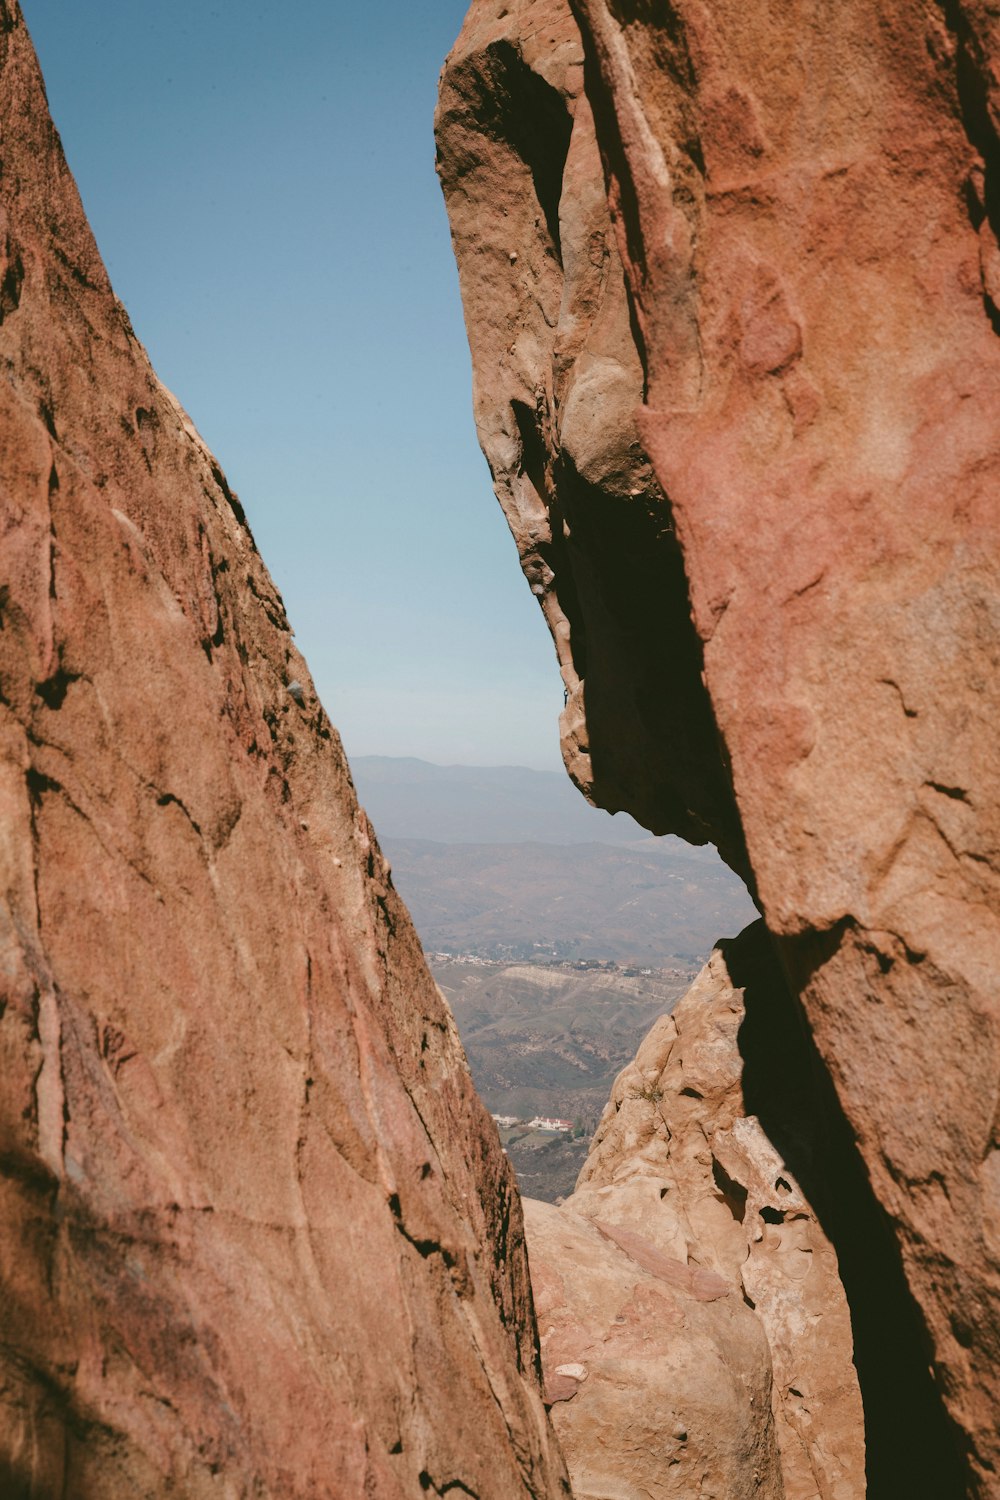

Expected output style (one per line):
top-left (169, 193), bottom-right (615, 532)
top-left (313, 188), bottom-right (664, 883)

top-left (0, 6), bottom-right (569, 1495)
top-left (523, 1195), bottom-right (784, 1500)
top-left (542, 1373), bottom-right (581, 1406)
top-left (570, 1), bottom-right (1000, 1492)
top-left (440, 0), bottom-right (1000, 1491)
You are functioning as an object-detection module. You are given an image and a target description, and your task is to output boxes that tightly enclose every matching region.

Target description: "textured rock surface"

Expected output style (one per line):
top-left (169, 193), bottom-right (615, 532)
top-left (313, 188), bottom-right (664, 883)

top-left (0, 6), bottom-right (570, 1495)
top-left (439, 0), bottom-right (1000, 1492)
top-left (570, 2), bottom-right (1000, 1493)
top-left (523, 1195), bottom-right (784, 1500)
top-left (435, 0), bottom-right (747, 876)
top-left (570, 923), bottom-right (864, 1500)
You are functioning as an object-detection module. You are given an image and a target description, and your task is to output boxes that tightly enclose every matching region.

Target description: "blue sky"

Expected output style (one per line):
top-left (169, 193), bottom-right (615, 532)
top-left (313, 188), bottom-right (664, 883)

top-left (22, 1), bottom-right (566, 770)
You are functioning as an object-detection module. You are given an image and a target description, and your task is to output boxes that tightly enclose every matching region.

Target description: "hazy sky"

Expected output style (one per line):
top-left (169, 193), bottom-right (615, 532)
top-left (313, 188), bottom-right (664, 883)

top-left (22, 1), bottom-right (566, 770)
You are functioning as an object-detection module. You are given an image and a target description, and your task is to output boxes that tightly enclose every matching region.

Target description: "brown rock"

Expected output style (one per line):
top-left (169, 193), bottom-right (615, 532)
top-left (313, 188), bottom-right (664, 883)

top-left (440, 0), bottom-right (1000, 1489)
top-left (543, 1372), bottom-right (582, 1406)
top-left (0, 7), bottom-right (569, 1496)
top-left (523, 1195), bottom-right (785, 1500)
top-left (435, 0), bottom-right (748, 874)
top-left (570, 924), bottom-right (864, 1500)
top-left (570, 1), bottom-right (1000, 1491)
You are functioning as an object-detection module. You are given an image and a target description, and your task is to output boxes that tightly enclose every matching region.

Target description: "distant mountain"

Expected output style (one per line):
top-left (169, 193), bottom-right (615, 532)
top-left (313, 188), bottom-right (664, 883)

top-left (350, 755), bottom-right (655, 845)
top-left (383, 837), bottom-right (757, 965)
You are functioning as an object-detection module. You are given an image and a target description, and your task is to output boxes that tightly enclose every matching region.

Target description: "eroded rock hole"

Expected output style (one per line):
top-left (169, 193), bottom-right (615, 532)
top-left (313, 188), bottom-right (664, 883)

top-left (711, 1156), bottom-right (748, 1223)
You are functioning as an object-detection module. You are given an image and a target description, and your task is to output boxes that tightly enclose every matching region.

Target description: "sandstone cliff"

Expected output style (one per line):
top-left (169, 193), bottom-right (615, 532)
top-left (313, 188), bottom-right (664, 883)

top-left (438, 0), bottom-right (1000, 1494)
top-left (0, 5), bottom-right (569, 1495)
top-left (434, 0), bottom-right (747, 876)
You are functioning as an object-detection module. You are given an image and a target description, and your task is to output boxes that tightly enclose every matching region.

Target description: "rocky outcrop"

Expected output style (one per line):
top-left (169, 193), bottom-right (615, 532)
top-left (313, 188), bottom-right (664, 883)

top-left (524, 1194), bottom-right (784, 1500)
top-left (0, 6), bottom-right (569, 1495)
top-left (438, 0), bottom-right (1000, 1493)
top-left (434, 0), bottom-right (747, 876)
top-left (571, 3), bottom-right (1000, 1493)
top-left (566, 923), bottom-right (864, 1500)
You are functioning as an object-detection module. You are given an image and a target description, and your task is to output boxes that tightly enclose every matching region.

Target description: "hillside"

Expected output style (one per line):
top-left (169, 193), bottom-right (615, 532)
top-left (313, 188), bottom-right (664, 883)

top-left (433, 958), bottom-right (693, 1120)
top-left (385, 837), bottom-right (755, 964)
top-left (357, 758), bottom-right (756, 1201)
top-left (432, 956), bottom-right (696, 1200)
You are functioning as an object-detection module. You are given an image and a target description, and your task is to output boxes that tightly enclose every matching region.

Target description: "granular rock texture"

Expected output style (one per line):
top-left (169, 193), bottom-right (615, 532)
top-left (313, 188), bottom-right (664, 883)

top-left (569, 923), bottom-right (864, 1500)
top-left (523, 1195), bottom-right (784, 1500)
top-left (439, 0), bottom-right (1000, 1493)
top-left (0, 5), bottom-right (569, 1496)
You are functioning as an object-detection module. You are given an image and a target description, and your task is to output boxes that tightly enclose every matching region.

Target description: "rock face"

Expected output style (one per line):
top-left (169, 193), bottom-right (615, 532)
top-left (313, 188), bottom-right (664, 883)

top-left (434, 0), bottom-right (747, 876)
top-left (438, 0), bottom-right (1000, 1494)
top-left (568, 923), bottom-right (864, 1500)
top-left (0, 6), bottom-right (569, 1496)
top-left (523, 1195), bottom-right (784, 1500)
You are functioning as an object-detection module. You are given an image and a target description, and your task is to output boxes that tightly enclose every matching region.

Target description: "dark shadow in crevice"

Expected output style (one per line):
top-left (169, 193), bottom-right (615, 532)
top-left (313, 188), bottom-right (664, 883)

top-left (551, 446), bottom-right (750, 881)
top-left (724, 921), bottom-right (967, 1498)
top-left (497, 49), bottom-right (572, 261)
top-left (940, 0), bottom-right (1000, 335)
top-left (711, 1154), bottom-right (748, 1224)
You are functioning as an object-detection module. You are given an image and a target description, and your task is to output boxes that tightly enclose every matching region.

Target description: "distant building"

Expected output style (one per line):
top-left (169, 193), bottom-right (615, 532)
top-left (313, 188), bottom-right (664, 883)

top-left (491, 1113), bottom-right (520, 1128)
top-left (527, 1116), bottom-right (573, 1132)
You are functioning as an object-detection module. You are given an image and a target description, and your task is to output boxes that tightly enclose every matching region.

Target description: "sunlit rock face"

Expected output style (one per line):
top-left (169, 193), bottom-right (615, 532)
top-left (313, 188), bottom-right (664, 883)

top-left (0, 7), bottom-right (570, 1496)
top-left (523, 1193), bottom-right (786, 1500)
top-left (565, 923), bottom-right (864, 1500)
top-left (439, 0), bottom-right (1000, 1494)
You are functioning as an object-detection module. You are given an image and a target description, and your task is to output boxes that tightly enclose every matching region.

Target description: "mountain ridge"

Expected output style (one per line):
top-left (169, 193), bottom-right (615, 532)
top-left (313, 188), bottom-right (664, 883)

top-left (351, 753), bottom-right (664, 846)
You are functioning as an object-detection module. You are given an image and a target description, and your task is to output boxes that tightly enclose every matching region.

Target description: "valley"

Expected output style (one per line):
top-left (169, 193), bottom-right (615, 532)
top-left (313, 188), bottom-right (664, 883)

top-left (349, 757), bottom-right (756, 1200)
top-left (430, 955), bottom-right (697, 1200)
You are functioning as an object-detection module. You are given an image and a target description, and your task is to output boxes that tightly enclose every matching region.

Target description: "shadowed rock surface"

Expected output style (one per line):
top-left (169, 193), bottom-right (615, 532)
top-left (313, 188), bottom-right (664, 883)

top-left (0, 5), bottom-right (570, 1495)
top-left (434, 0), bottom-right (748, 878)
top-left (438, 0), bottom-right (1000, 1493)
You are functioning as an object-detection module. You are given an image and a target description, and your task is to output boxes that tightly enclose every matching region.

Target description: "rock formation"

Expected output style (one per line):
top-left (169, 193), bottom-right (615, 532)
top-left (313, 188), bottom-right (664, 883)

top-left (524, 1193), bottom-right (784, 1500)
top-left (557, 923), bottom-right (864, 1499)
top-left (438, 0), bottom-right (1000, 1494)
top-left (0, 5), bottom-right (570, 1495)
top-left (434, 0), bottom-right (746, 875)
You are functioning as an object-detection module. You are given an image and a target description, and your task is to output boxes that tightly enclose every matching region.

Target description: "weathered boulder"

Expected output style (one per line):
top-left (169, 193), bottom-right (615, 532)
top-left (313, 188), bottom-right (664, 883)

top-left (523, 1195), bottom-right (784, 1500)
top-left (439, 0), bottom-right (1000, 1492)
top-left (0, 5), bottom-right (569, 1495)
top-left (569, 923), bottom-right (864, 1500)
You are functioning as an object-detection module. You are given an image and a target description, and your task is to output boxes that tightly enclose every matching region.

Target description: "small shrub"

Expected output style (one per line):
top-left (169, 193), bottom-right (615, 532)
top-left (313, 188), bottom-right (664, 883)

top-left (629, 1080), bottom-right (663, 1104)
